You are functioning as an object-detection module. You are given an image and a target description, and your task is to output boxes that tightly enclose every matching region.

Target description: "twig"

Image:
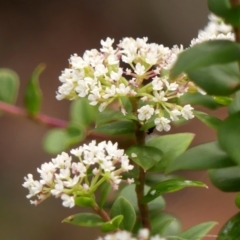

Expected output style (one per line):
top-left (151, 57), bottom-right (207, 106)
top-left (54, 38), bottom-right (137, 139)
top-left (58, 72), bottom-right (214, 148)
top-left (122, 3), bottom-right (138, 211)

top-left (93, 204), bottom-right (111, 222)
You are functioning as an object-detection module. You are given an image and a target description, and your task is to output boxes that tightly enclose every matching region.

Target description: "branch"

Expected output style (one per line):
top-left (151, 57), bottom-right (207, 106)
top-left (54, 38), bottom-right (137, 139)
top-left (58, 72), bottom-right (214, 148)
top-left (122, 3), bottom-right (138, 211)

top-left (135, 126), bottom-right (151, 230)
top-left (93, 204), bottom-right (111, 222)
top-left (0, 101), bottom-right (68, 128)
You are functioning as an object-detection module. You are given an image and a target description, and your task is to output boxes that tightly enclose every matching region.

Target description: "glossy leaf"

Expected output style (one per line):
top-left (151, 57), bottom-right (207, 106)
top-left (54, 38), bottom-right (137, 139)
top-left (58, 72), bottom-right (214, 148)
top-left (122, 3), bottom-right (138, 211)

top-left (213, 96), bottom-right (232, 106)
top-left (235, 194), bottom-right (240, 209)
top-left (126, 145), bottom-right (162, 170)
top-left (24, 64), bottom-right (45, 115)
top-left (0, 68), bottom-right (19, 104)
top-left (209, 166), bottom-right (240, 192)
top-left (229, 91), bottom-right (240, 114)
top-left (194, 111), bottom-right (222, 129)
top-left (119, 184), bottom-right (165, 212)
top-left (75, 197), bottom-right (95, 207)
top-left (218, 212), bottom-right (240, 239)
top-left (110, 197), bottom-right (136, 231)
top-left (180, 92), bottom-right (220, 109)
top-left (93, 121), bottom-right (135, 135)
top-left (70, 98), bottom-right (98, 126)
top-left (101, 215), bottom-right (123, 232)
top-left (151, 213), bottom-right (181, 236)
top-left (142, 179), bottom-right (207, 203)
top-left (218, 112), bottom-right (240, 165)
top-left (99, 182), bottom-right (111, 208)
top-left (166, 141), bottom-right (235, 174)
top-left (187, 63), bottom-right (240, 96)
top-left (146, 133), bottom-right (194, 172)
top-left (171, 40), bottom-right (240, 79)
top-left (96, 110), bottom-right (137, 127)
top-left (178, 222), bottom-right (217, 240)
top-left (62, 213), bottom-right (104, 227)
top-left (208, 0), bottom-right (240, 27)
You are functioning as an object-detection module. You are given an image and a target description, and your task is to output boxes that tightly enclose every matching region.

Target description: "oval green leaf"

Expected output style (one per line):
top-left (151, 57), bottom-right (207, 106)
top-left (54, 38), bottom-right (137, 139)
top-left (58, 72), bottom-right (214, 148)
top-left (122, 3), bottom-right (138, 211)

top-left (166, 141), bottom-right (235, 174)
top-left (101, 215), bottom-right (123, 232)
top-left (171, 40), bottom-right (240, 79)
top-left (146, 133), bottom-right (194, 172)
top-left (179, 222), bottom-right (217, 240)
top-left (142, 179), bottom-right (207, 203)
top-left (218, 212), bottom-right (240, 239)
top-left (119, 184), bottom-right (165, 212)
top-left (194, 111), bottom-right (222, 129)
top-left (62, 213), bottom-right (104, 227)
top-left (70, 98), bottom-right (98, 126)
top-left (126, 145), bottom-right (162, 170)
top-left (110, 196), bottom-right (136, 231)
top-left (93, 121), bottom-right (135, 135)
top-left (209, 166), bottom-right (240, 192)
top-left (24, 64), bottom-right (45, 115)
top-left (229, 91), bottom-right (240, 114)
top-left (218, 112), bottom-right (240, 165)
top-left (187, 63), bottom-right (240, 96)
top-left (0, 68), bottom-right (19, 104)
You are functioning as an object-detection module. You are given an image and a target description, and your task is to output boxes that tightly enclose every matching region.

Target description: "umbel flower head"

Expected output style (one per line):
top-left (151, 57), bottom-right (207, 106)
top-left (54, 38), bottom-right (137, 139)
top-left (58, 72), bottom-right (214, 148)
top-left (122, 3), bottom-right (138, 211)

top-left (56, 37), bottom-right (196, 132)
top-left (23, 140), bottom-right (133, 208)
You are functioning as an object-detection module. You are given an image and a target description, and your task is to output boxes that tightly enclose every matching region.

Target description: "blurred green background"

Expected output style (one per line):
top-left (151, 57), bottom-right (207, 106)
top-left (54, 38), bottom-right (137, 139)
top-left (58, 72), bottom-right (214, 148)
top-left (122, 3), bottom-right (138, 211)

top-left (0, 1), bottom-right (237, 239)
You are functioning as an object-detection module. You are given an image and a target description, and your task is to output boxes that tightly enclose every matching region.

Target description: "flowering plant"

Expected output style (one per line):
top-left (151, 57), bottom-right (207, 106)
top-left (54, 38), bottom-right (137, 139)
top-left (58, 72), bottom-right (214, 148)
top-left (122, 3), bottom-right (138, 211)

top-left (1, 0), bottom-right (240, 239)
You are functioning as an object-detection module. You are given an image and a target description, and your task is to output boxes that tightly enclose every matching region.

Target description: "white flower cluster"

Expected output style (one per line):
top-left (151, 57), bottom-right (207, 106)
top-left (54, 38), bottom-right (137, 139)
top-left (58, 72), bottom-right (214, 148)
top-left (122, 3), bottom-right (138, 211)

top-left (97, 228), bottom-right (166, 240)
top-left (190, 13), bottom-right (234, 46)
top-left (57, 37), bottom-right (195, 132)
top-left (23, 140), bottom-right (133, 208)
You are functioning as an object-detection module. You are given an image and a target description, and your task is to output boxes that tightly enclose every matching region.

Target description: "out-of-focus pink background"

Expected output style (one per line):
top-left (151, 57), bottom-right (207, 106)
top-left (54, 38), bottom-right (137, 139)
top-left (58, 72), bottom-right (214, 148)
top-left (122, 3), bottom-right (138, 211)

top-left (0, 1), bottom-right (237, 239)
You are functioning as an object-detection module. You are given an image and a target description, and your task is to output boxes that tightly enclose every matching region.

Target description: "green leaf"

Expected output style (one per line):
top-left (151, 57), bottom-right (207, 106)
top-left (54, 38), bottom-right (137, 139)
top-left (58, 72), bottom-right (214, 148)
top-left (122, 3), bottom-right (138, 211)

top-left (70, 98), bottom-right (98, 126)
top-left (178, 222), bottom-right (217, 240)
top-left (119, 184), bottom-right (165, 212)
top-left (43, 129), bottom-right (69, 154)
top-left (209, 166), bottom-right (240, 192)
top-left (208, 0), bottom-right (240, 28)
top-left (101, 215), bottom-right (123, 232)
top-left (218, 212), bottom-right (240, 239)
top-left (171, 40), bottom-right (240, 79)
top-left (213, 96), bottom-right (232, 106)
top-left (166, 141), bottom-right (235, 174)
top-left (146, 133), bottom-right (194, 172)
top-left (0, 68), bottom-right (19, 104)
top-left (43, 125), bottom-right (84, 154)
top-left (229, 91), bottom-right (240, 114)
top-left (179, 93), bottom-right (220, 109)
top-left (96, 110), bottom-right (137, 127)
top-left (235, 194), bottom-right (240, 209)
top-left (24, 64), bottom-right (45, 115)
top-left (142, 179), bottom-right (207, 203)
top-left (99, 182), bottom-right (111, 208)
top-left (62, 213), bottom-right (104, 227)
top-left (74, 197), bottom-right (95, 207)
top-left (93, 121), bottom-right (135, 135)
top-left (126, 146), bottom-right (162, 170)
top-left (218, 112), bottom-right (240, 165)
top-left (110, 197), bottom-right (136, 231)
top-left (194, 111), bottom-right (222, 129)
top-left (151, 213), bottom-right (181, 236)
top-left (119, 96), bottom-right (132, 112)
top-left (187, 63), bottom-right (240, 96)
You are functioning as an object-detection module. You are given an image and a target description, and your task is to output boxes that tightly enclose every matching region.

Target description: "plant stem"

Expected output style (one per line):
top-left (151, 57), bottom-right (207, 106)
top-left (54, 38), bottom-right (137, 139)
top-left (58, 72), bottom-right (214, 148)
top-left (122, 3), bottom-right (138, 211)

top-left (0, 101), bottom-right (68, 128)
top-left (93, 204), bottom-right (111, 222)
top-left (135, 125), bottom-right (151, 230)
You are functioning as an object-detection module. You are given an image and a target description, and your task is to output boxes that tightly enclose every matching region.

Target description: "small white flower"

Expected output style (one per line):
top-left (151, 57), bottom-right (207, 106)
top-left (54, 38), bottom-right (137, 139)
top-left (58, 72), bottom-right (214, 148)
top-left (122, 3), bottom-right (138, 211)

top-left (116, 83), bottom-right (130, 95)
top-left (181, 104), bottom-right (194, 120)
top-left (135, 63), bottom-right (145, 76)
top-left (170, 109), bottom-right (181, 121)
top-left (152, 77), bottom-right (163, 91)
top-left (153, 91), bottom-right (168, 102)
top-left (154, 117), bottom-right (171, 132)
top-left (61, 194), bottom-right (75, 208)
top-left (138, 228), bottom-right (149, 239)
top-left (137, 105), bottom-right (154, 121)
top-left (131, 153), bottom-right (137, 158)
top-left (110, 68), bottom-right (123, 81)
